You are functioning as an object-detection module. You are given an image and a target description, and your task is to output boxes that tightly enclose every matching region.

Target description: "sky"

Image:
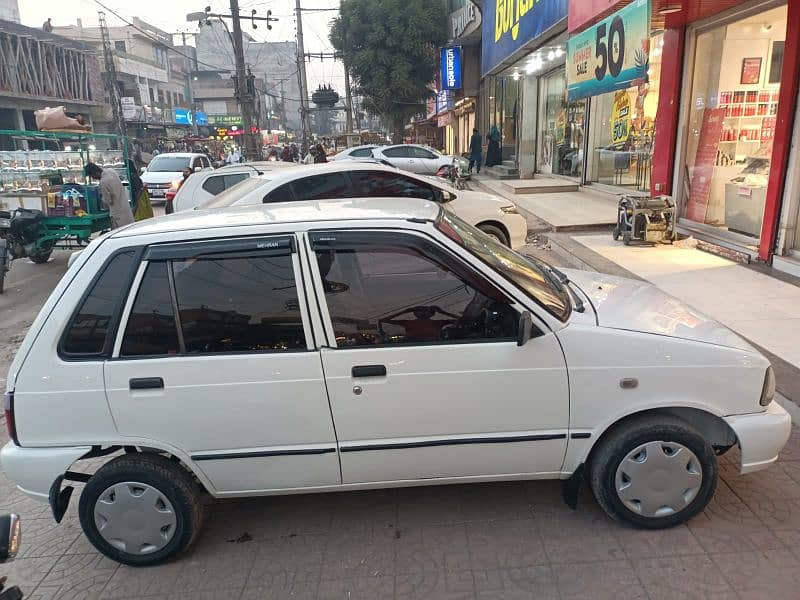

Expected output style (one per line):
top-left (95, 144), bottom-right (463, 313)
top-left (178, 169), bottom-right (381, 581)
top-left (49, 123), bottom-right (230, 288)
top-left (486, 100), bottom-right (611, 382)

top-left (18, 0), bottom-right (344, 92)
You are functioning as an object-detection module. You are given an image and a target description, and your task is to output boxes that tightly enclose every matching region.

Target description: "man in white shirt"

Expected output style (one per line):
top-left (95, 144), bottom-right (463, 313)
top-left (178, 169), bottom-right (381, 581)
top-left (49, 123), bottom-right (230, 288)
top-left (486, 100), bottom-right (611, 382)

top-left (85, 162), bottom-right (134, 229)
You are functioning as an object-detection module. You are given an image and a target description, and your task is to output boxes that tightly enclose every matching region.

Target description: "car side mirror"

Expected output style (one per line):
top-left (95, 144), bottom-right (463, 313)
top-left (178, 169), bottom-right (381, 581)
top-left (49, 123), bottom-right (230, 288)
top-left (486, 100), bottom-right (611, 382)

top-left (517, 311), bottom-right (533, 347)
top-left (139, 166), bottom-right (146, 174)
top-left (440, 190), bottom-right (455, 203)
top-left (0, 514), bottom-right (20, 562)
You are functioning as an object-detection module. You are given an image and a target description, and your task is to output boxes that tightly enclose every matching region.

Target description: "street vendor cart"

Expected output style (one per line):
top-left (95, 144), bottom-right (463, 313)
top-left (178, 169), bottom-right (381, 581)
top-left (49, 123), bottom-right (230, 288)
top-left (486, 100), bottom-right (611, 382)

top-left (0, 130), bottom-right (132, 292)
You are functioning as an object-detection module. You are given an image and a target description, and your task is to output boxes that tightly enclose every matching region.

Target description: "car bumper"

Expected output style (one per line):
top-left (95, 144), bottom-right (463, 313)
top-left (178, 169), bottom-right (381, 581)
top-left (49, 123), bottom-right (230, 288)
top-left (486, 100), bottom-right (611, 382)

top-left (507, 213), bottom-right (528, 249)
top-left (724, 401), bottom-right (792, 474)
top-left (0, 442), bottom-right (90, 501)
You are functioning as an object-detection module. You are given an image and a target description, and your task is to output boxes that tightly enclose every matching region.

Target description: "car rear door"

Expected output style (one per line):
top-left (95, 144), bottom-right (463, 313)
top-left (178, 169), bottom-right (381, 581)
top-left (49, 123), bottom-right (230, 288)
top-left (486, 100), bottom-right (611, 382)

top-left (381, 146), bottom-right (416, 172)
top-left (303, 229), bottom-right (569, 484)
top-left (103, 234), bottom-right (340, 494)
top-left (411, 146), bottom-right (441, 174)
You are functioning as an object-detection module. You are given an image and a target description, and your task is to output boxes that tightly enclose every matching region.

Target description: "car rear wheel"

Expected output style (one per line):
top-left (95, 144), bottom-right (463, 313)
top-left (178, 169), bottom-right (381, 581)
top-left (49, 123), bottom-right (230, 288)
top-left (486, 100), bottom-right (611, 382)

top-left (477, 223), bottom-right (510, 247)
top-left (79, 454), bottom-right (206, 565)
top-left (589, 415), bottom-right (718, 528)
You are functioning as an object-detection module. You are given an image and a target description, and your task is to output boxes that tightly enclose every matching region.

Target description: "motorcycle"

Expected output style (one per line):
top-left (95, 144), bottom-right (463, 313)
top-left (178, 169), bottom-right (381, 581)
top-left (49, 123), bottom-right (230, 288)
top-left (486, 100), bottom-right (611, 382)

top-left (0, 513), bottom-right (22, 599)
top-left (435, 160), bottom-right (467, 190)
top-left (0, 208), bottom-right (52, 294)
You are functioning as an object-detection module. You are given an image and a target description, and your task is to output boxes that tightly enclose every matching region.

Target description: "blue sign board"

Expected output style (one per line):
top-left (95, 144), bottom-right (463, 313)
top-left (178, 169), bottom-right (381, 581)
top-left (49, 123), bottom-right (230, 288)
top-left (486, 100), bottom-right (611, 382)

top-left (482, 0), bottom-right (568, 76)
top-left (440, 46), bottom-right (462, 90)
top-left (195, 111), bottom-right (208, 126)
top-left (174, 108), bottom-right (193, 126)
top-left (436, 89), bottom-right (454, 114)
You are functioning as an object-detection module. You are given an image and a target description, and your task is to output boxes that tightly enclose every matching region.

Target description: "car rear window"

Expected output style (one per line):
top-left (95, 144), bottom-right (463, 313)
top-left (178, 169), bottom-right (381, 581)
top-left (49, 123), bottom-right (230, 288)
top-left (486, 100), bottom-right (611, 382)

top-left (201, 173), bottom-right (250, 196)
top-left (61, 250), bottom-right (137, 356)
top-left (199, 177), bottom-right (270, 209)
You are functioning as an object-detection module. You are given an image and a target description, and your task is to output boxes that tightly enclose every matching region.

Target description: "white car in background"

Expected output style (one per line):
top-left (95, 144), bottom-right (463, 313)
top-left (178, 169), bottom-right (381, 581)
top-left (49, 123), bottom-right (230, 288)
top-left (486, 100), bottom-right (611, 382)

top-left (372, 144), bottom-right (468, 175)
top-left (196, 161), bottom-right (527, 247)
top-left (141, 153), bottom-right (213, 202)
top-left (331, 145), bottom-right (381, 161)
top-left (172, 161), bottom-right (297, 212)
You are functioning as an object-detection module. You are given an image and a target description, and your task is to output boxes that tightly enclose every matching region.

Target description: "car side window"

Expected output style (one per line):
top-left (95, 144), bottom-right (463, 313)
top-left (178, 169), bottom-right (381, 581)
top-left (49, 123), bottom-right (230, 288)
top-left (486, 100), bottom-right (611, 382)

top-left (412, 147), bottom-right (437, 159)
top-left (382, 146), bottom-right (408, 158)
top-left (263, 182), bottom-right (295, 203)
top-left (118, 251), bottom-right (306, 356)
top-left (313, 233), bottom-right (519, 347)
top-left (350, 147), bottom-right (373, 157)
top-left (289, 173), bottom-right (351, 201)
top-left (191, 158), bottom-right (202, 170)
top-left (61, 250), bottom-right (137, 356)
top-left (348, 170), bottom-right (436, 201)
top-left (202, 173), bottom-right (250, 196)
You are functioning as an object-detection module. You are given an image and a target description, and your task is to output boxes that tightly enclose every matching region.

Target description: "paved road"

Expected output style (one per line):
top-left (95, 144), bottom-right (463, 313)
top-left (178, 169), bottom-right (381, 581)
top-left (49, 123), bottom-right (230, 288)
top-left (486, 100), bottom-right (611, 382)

top-left (1, 208), bottom-right (799, 598)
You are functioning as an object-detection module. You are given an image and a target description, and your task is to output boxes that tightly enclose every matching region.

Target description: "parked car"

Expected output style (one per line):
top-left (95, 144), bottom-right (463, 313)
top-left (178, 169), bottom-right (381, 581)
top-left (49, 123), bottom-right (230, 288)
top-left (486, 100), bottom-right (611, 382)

top-left (171, 162), bottom-right (297, 212)
top-left (141, 153), bottom-right (213, 203)
top-left (331, 144), bottom-right (381, 161)
top-left (0, 198), bottom-right (790, 565)
top-left (372, 143), bottom-right (468, 175)
top-left (196, 161), bottom-right (527, 247)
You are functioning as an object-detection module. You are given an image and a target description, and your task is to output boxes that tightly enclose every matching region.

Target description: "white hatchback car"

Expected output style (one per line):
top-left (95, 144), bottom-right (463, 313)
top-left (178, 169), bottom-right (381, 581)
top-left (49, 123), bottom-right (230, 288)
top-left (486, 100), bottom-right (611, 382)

top-left (372, 144), bottom-right (467, 175)
top-left (1, 199), bottom-right (790, 566)
top-left (195, 162), bottom-right (528, 248)
top-left (331, 144), bottom-right (381, 161)
top-left (141, 153), bottom-right (213, 202)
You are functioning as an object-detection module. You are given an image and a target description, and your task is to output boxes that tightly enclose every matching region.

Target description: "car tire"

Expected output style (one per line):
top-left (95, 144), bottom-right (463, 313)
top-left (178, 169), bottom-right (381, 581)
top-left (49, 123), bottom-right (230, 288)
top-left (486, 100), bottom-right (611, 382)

top-left (79, 453), bottom-right (206, 566)
top-left (477, 223), bottom-right (510, 247)
top-left (589, 414), bottom-right (718, 529)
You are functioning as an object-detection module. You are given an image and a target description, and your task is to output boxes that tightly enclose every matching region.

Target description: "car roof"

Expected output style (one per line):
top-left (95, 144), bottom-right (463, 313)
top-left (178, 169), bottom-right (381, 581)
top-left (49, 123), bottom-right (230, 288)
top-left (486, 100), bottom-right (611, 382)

top-left (111, 197), bottom-right (442, 238)
top-left (151, 152), bottom-right (204, 158)
top-left (251, 160), bottom-right (402, 181)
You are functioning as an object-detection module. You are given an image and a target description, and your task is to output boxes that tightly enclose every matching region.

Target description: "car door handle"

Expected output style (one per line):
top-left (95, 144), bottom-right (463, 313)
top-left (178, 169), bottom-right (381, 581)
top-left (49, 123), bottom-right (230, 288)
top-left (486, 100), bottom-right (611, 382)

top-left (352, 365), bottom-right (387, 378)
top-left (129, 377), bottom-right (164, 390)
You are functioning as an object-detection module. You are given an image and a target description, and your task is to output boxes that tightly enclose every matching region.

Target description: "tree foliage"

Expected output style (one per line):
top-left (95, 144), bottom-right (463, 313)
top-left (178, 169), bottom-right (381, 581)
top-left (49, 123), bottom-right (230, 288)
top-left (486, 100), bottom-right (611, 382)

top-left (330, 0), bottom-right (447, 137)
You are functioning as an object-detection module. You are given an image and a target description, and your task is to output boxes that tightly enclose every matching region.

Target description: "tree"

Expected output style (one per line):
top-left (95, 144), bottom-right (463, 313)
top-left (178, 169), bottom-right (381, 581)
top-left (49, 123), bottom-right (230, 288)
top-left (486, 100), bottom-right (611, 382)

top-left (330, 0), bottom-right (447, 141)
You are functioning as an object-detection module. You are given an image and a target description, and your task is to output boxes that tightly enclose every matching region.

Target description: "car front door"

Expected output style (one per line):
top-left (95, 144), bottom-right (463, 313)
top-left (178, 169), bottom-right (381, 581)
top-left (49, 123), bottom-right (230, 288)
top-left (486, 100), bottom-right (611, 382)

top-left (411, 146), bottom-right (441, 174)
top-left (381, 146), bottom-right (416, 172)
top-left (103, 235), bottom-right (340, 494)
top-left (304, 229), bottom-right (569, 484)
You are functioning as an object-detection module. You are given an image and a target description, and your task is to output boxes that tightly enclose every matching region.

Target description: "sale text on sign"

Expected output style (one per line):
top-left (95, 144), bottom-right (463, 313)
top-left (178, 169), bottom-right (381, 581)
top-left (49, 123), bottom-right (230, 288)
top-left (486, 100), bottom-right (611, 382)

top-left (567, 0), bottom-right (650, 101)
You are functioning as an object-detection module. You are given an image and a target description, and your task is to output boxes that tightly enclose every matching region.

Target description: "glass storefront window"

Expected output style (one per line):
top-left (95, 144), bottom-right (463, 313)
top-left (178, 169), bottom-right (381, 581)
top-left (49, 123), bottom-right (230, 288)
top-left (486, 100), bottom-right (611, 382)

top-left (682, 5), bottom-right (786, 241)
top-left (585, 33), bottom-right (663, 191)
top-left (537, 69), bottom-right (586, 178)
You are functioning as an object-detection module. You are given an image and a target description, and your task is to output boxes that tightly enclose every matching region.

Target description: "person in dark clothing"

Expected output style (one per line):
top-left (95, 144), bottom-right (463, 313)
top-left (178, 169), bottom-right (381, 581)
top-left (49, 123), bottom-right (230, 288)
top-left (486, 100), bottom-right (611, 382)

top-left (485, 125), bottom-right (502, 167)
top-left (313, 144), bottom-right (328, 164)
top-left (468, 128), bottom-right (482, 174)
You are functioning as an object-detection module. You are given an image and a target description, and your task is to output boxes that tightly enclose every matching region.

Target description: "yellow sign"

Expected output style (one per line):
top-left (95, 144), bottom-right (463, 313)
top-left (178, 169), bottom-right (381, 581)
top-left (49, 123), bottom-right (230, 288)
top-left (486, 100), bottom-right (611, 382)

top-left (610, 90), bottom-right (631, 146)
top-left (495, 0), bottom-right (539, 42)
top-left (555, 109), bottom-right (566, 146)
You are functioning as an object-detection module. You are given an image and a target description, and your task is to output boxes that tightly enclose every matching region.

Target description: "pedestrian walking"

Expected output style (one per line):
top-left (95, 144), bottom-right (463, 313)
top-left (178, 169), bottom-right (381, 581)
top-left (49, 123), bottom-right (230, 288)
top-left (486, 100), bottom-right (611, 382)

top-left (313, 144), bottom-right (328, 164)
top-left (42, 18), bottom-right (53, 32)
top-left (126, 159), bottom-right (153, 221)
top-left (468, 128), bottom-right (483, 174)
top-left (486, 124), bottom-right (502, 167)
top-left (85, 162), bottom-right (134, 229)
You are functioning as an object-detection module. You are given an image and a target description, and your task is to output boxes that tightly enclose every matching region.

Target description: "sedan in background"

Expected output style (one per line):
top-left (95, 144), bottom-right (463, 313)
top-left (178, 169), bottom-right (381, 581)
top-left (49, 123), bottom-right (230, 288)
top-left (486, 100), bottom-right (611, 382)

top-left (331, 145), bottom-right (380, 161)
top-left (372, 144), bottom-right (468, 175)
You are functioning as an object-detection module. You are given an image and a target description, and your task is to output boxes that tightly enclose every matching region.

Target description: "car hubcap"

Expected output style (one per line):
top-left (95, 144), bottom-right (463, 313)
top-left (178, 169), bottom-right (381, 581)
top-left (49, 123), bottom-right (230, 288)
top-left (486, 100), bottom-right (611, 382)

top-left (614, 441), bottom-right (703, 518)
top-left (94, 482), bottom-right (177, 555)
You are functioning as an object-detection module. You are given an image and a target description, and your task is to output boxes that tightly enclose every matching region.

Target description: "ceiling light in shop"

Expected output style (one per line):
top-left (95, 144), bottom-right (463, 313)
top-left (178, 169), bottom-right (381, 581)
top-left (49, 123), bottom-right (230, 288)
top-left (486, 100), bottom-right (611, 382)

top-left (547, 50), bottom-right (555, 60)
top-left (658, 4), bottom-right (682, 14)
top-left (512, 71), bottom-right (520, 80)
top-left (555, 47), bottom-right (563, 58)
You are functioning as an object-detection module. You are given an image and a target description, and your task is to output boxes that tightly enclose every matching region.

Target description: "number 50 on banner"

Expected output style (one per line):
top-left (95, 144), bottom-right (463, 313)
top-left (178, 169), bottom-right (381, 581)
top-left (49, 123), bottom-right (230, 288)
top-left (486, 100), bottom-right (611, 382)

top-left (567, 0), bottom-right (650, 101)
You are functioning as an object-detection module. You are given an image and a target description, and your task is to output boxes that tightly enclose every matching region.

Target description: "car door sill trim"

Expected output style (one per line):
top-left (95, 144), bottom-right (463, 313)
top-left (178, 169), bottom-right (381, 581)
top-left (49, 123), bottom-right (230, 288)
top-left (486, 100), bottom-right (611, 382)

top-left (191, 447), bottom-right (337, 461)
top-left (340, 433), bottom-right (567, 452)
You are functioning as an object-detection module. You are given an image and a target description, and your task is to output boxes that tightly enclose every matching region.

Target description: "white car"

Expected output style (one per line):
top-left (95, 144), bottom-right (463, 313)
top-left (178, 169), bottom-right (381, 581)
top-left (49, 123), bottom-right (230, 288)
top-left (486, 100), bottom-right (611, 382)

top-left (372, 143), bottom-right (467, 175)
top-left (0, 198), bottom-right (790, 566)
top-left (331, 144), bottom-right (381, 161)
top-left (141, 153), bottom-right (213, 202)
top-left (171, 162), bottom-right (297, 212)
top-left (196, 162), bottom-right (527, 247)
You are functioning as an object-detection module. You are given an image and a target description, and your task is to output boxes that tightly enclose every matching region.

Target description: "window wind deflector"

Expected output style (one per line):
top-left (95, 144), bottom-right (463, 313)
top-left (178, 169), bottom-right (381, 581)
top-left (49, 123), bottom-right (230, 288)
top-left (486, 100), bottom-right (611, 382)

top-left (144, 236), bottom-right (296, 261)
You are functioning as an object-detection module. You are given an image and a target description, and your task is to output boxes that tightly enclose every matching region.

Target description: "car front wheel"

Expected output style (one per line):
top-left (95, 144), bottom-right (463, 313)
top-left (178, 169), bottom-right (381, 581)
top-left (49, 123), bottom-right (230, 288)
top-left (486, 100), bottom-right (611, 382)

top-left (477, 223), bottom-right (510, 247)
top-left (589, 415), bottom-right (718, 528)
top-left (78, 454), bottom-right (206, 566)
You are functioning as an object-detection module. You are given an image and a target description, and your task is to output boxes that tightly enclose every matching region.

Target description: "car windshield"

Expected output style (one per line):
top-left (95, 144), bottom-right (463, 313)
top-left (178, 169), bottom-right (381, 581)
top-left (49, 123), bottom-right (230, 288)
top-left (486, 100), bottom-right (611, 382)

top-left (148, 156), bottom-right (192, 172)
top-left (198, 177), bottom-right (270, 209)
top-left (437, 211), bottom-right (571, 322)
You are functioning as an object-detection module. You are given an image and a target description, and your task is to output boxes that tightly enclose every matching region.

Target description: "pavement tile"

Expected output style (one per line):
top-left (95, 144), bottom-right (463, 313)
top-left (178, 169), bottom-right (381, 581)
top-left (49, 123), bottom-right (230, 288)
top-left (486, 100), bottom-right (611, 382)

top-left (613, 524), bottom-right (705, 559)
top-left (395, 523), bottom-right (470, 575)
top-left (721, 462), bottom-right (800, 503)
top-left (16, 518), bottom-right (81, 559)
top-left (459, 483), bottom-right (532, 522)
top-left (241, 580), bottom-right (317, 600)
top-left (32, 553), bottom-right (119, 600)
top-left (553, 559), bottom-right (647, 599)
top-left (321, 537), bottom-right (395, 581)
top-left (395, 569), bottom-right (475, 600)
top-left (394, 486), bottom-right (466, 528)
top-left (741, 497), bottom-right (800, 530)
top-left (245, 534), bottom-right (326, 585)
top-left (473, 566), bottom-right (557, 600)
top-left (632, 555), bottom-right (738, 599)
top-left (103, 591), bottom-right (245, 600)
top-left (687, 500), bottom-right (786, 554)
top-left (317, 575), bottom-right (394, 599)
top-left (465, 519), bottom-right (547, 570)
top-left (0, 556), bottom-right (55, 594)
top-left (776, 428), bottom-right (800, 462)
top-left (543, 532), bottom-right (626, 564)
top-left (711, 549), bottom-right (800, 600)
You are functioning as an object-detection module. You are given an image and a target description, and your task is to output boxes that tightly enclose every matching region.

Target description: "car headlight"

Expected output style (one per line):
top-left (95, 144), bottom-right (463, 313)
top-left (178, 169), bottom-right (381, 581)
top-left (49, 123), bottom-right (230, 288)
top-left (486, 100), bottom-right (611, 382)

top-left (501, 205), bottom-right (519, 214)
top-left (760, 365), bottom-right (776, 406)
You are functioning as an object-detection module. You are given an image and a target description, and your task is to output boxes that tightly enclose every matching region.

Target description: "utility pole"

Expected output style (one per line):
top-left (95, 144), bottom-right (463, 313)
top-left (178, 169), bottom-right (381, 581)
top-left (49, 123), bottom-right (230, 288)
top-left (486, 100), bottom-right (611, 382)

top-left (343, 67), bottom-right (354, 134)
top-left (98, 11), bottom-right (125, 143)
top-left (295, 0), bottom-right (312, 152)
top-left (229, 0), bottom-right (260, 160)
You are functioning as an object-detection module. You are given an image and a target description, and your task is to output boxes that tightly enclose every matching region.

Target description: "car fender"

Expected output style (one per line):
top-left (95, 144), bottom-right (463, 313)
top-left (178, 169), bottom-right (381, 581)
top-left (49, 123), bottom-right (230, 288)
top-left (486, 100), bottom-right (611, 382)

top-left (1, 443), bottom-right (91, 501)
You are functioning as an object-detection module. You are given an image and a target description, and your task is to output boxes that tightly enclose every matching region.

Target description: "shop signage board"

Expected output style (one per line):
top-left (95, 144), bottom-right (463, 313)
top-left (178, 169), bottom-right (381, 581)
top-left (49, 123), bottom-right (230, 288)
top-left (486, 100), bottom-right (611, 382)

top-left (174, 108), bottom-right (193, 126)
top-left (440, 46), bottom-right (463, 90)
top-left (120, 97), bottom-right (137, 121)
top-left (450, 1), bottom-right (481, 39)
top-left (209, 115), bottom-right (243, 126)
top-left (481, 0), bottom-right (568, 76)
top-left (685, 108), bottom-right (726, 223)
top-left (568, 0), bottom-right (619, 33)
top-left (610, 90), bottom-right (631, 146)
top-left (195, 112), bottom-right (209, 126)
top-left (566, 0), bottom-right (650, 101)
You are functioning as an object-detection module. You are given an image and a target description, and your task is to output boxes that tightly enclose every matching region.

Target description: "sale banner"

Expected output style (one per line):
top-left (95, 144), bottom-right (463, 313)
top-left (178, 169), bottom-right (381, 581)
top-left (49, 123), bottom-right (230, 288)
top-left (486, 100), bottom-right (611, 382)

top-left (610, 90), bottom-right (631, 146)
top-left (567, 0), bottom-right (650, 101)
top-left (685, 108), bottom-right (726, 224)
